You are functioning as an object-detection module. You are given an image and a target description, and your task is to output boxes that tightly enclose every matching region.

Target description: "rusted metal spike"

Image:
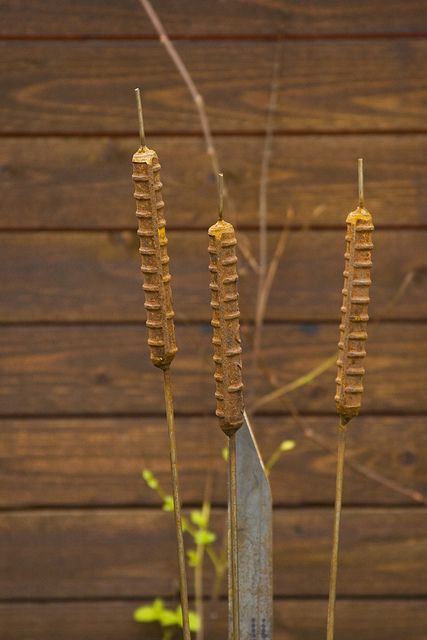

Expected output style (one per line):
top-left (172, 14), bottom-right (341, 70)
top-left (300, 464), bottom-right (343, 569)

top-left (335, 158), bottom-right (374, 423)
top-left (132, 94), bottom-right (177, 370)
top-left (327, 159), bottom-right (374, 640)
top-left (208, 213), bottom-right (244, 437)
top-left (131, 91), bottom-right (190, 640)
top-left (209, 174), bottom-right (245, 640)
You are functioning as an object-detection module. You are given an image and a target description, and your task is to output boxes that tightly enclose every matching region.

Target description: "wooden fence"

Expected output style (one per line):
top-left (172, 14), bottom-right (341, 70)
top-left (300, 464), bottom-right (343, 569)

top-left (0, 2), bottom-right (426, 638)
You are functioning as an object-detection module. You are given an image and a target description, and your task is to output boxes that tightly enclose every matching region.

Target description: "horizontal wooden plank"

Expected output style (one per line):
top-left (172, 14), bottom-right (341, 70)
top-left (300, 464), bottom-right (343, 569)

top-left (2, 40), bottom-right (427, 133)
top-left (1, 599), bottom-right (426, 640)
top-left (1, 135), bottom-right (427, 230)
top-left (2, 1), bottom-right (427, 37)
top-left (1, 230), bottom-right (425, 323)
top-left (0, 416), bottom-right (425, 508)
top-left (0, 508), bottom-right (426, 598)
top-left (0, 323), bottom-right (426, 416)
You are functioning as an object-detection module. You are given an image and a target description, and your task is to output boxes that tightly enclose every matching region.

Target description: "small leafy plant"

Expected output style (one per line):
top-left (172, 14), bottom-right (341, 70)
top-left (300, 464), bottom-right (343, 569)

top-left (135, 440), bottom-right (296, 639)
top-left (134, 598), bottom-right (200, 640)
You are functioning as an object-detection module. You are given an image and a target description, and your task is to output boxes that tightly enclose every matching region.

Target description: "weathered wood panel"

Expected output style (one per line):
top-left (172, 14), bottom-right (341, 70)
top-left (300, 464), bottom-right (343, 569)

top-left (0, 416), bottom-right (425, 508)
top-left (2, 136), bottom-right (427, 230)
top-left (1, 0), bottom-right (426, 37)
top-left (0, 508), bottom-right (425, 598)
top-left (1, 230), bottom-right (425, 322)
top-left (1, 599), bottom-right (426, 640)
top-left (2, 40), bottom-right (427, 133)
top-left (0, 323), bottom-right (426, 416)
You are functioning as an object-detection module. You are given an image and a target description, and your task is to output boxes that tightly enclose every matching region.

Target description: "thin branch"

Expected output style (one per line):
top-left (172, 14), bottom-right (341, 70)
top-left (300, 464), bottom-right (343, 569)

top-left (251, 201), bottom-right (325, 410)
top-left (209, 515), bottom-right (228, 602)
top-left (376, 268), bottom-right (415, 320)
top-left (137, 0), bottom-right (258, 273)
top-left (257, 41), bottom-right (282, 307)
top-left (253, 210), bottom-right (293, 374)
top-left (252, 41), bottom-right (282, 383)
top-left (194, 475), bottom-right (212, 640)
top-left (262, 365), bottom-right (426, 505)
top-left (253, 351), bottom-right (337, 412)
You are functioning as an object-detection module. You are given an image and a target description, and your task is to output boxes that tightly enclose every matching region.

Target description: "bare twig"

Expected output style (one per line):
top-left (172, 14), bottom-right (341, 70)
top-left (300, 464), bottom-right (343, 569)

top-left (377, 268), bottom-right (415, 319)
top-left (210, 513), bottom-right (228, 603)
top-left (256, 42), bottom-right (282, 311)
top-left (253, 209), bottom-right (294, 379)
top-left (252, 42), bottom-right (282, 382)
top-left (251, 202), bottom-right (325, 410)
top-left (262, 208), bottom-right (294, 303)
top-left (262, 365), bottom-right (426, 504)
top-left (253, 351), bottom-right (337, 412)
top-left (195, 475), bottom-right (212, 640)
top-left (137, 0), bottom-right (258, 273)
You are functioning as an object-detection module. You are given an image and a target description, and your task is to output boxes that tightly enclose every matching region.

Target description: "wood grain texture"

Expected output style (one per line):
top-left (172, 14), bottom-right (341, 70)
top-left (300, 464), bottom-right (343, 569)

top-left (1, 136), bottom-right (427, 230)
top-left (1, 599), bottom-right (426, 640)
top-left (0, 508), bottom-right (426, 598)
top-left (1, 230), bottom-right (426, 322)
top-left (0, 323), bottom-right (426, 416)
top-left (0, 416), bottom-right (425, 508)
top-left (2, 40), bottom-right (427, 133)
top-left (1, 0), bottom-right (426, 37)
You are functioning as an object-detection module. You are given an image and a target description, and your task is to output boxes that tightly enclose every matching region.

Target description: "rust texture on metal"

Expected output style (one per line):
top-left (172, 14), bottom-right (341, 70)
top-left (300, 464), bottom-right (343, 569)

top-left (132, 144), bottom-right (177, 370)
top-left (208, 217), bottom-right (244, 437)
top-left (335, 205), bottom-right (374, 422)
top-left (131, 90), bottom-right (191, 640)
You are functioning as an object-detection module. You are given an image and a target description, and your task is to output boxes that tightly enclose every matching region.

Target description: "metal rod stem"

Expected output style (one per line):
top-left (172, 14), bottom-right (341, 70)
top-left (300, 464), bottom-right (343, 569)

top-left (218, 172), bottom-right (224, 220)
top-left (163, 367), bottom-right (191, 640)
top-left (135, 87), bottom-right (146, 148)
top-left (358, 158), bottom-right (364, 209)
top-left (326, 418), bottom-right (348, 640)
top-left (228, 432), bottom-right (240, 640)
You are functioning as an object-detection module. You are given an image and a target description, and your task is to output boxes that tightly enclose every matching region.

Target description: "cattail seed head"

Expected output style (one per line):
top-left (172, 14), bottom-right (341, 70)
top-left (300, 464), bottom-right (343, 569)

top-left (132, 146), bottom-right (177, 369)
top-left (335, 205), bottom-right (374, 422)
top-left (208, 218), bottom-right (244, 437)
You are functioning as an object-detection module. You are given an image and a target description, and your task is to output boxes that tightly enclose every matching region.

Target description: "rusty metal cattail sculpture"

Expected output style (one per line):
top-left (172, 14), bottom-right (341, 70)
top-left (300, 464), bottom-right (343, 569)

top-left (208, 173), bottom-right (244, 640)
top-left (132, 88), bottom-right (191, 640)
top-left (326, 159), bottom-right (374, 640)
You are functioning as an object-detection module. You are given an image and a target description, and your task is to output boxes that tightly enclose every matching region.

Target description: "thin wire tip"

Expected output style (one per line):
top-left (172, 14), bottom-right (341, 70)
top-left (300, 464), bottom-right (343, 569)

top-left (358, 158), bottom-right (364, 208)
top-left (134, 88), bottom-right (146, 148)
top-left (218, 173), bottom-right (224, 220)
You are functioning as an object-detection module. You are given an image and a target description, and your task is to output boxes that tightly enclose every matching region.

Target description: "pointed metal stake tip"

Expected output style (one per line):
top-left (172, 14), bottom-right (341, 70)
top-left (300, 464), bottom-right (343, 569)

top-left (134, 87), bottom-right (146, 148)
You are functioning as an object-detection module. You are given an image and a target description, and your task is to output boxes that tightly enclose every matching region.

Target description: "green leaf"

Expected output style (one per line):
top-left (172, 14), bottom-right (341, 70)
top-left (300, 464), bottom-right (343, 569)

top-left (159, 609), bottom-right (179, 627)
top-left (188, 610), bottom-right (201, 632)
top-left (175, 607), bottom-right (201, 632)
top-left (280, 439), bottom-right (296, 452)
top-left (162, 495), bottom-right (174, 512)
top-left (133, 598), bottom-right (165, 623)
top-left (186, 548), bottom-right (199, 567)
top-left (194, 529), bottom-right (217, 546)
top-left (190, 509), bottom-right (208, 528)
top-left (142, 469), bottom-right (159, 490)
top-left (222, 446), bottom-right (229, 462)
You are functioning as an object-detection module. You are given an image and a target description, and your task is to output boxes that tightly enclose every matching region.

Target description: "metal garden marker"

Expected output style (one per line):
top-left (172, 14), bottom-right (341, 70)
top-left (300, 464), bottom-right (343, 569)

top-left (132, 89), bottom-right (191, 640)
top-left (236, 412), bottom-right (273, 640)
top-left (326, 159), bottom-right (374, 640)
top-left (208, 174), bottom-right (273, 640)
top-left (132, 92), bottom-right (274, 639)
